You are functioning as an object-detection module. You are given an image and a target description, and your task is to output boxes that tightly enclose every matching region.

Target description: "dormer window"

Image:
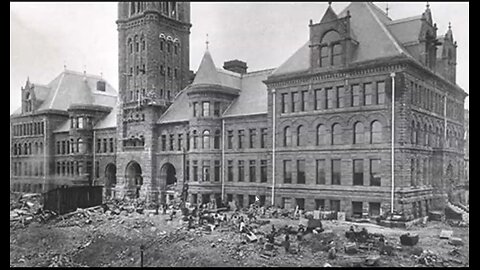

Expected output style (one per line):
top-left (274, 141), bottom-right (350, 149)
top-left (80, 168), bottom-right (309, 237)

top-left (97, 81), bottom-right (106, 92)
top-left (318, 30), bottom-right (343, 68)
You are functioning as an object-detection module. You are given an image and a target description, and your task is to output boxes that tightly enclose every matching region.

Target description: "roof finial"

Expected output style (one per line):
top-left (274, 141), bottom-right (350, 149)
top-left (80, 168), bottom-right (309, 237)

top-left (63, 60), bottom-right (67, 71)
top-left (448, 21), bottom-right (451, 30)
top-left (83, 65), bottom-right (86, 75)
top-left (328, 1), bottom-right (332, 7)
top-left (206, 33), bottom-right (209, 51)
top-left (386, 3), bottom-right (389, 16)
top-left (426, 1), bottom-right (430, 9)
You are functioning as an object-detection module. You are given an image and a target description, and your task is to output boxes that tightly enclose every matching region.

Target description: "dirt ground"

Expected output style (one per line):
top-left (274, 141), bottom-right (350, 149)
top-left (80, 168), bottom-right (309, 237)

top-left (10, 207), bottom-right (469, 267)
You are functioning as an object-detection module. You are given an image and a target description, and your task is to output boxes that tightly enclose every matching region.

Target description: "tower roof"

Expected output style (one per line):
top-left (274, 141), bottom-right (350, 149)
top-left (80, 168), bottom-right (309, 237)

top-left (192, 50), bottom-right (221, 85)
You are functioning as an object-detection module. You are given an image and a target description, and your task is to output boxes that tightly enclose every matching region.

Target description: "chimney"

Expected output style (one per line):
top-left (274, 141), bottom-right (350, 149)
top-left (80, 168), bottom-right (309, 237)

top-left (223, 60), bottom-right (248, 74)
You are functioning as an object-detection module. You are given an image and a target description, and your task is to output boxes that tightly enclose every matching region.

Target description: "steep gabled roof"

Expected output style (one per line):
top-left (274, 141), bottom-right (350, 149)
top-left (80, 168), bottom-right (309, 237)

top-left (223, 68), bottom-right (274, 117)
top-left (36, 70), bottom-right (117, 111)
top-left (192, 50), bottom-right (222, 86)
top-left (320, 5), bottom-right (339, 23)
top-left (272, 2), bottom-right (412, 77)
top-left (387, 15), bottom-right (423, 45)
top-left (157, 89), bottom-right (192, 124)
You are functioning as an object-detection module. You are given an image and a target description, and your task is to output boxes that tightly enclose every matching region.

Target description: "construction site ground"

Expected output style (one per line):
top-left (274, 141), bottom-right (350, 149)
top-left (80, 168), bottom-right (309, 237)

top-left (10, 207), bottom-right (469, 267)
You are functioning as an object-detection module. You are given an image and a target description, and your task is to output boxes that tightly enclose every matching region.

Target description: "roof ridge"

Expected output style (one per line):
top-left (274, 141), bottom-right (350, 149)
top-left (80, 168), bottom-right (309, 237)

top-left (243, 68), bottom-right (276, 76)
top-left (64, 69), bottom-right (103, 79)
top-left (387, 15), bottom-right (423, 25)
top-left (48, 72), bottom-right (65, 109)
top-left (364, 2), bottom-right (405, 55)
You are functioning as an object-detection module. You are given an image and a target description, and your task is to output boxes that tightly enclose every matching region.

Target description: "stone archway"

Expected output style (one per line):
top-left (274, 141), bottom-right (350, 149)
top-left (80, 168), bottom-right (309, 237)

top-left (160, 163), bottom-right (177, 188)
top-left (105, 163), bottom-right (117, 197)
top-left (125, 161), bottom-right (142, 198)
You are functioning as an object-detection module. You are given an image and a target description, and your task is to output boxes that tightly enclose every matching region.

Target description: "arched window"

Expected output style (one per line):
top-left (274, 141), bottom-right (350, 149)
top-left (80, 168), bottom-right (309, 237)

top-left (203, 130), bottom-right (210, 149)
top-left (39, 142), bottom-right (43, 154)
top-left (319, 30), bottom-right (342, 67)
top-left (297, 125), bottom-right (304, 146)
top-left (331, 123), bottom-right (342, 145)
top-left (284, 126), bottom-right (292, 147)
top-left (317, 124), bottom-right (326, 146)
top-left (24, 143), bottom-right (28, 155)
top-left (353, 122), bottom-right (364, 144)
top-left (34, 142), bottom-right (38, 155)
top-left (18, 144), bottom-right (22, 156)
top-left (192, 130), bottom-right (198, 149)
top-left (371, 121), bottom-right (383, 144)
top-left (134, 35), bottom-right (139, 52)
top-left (141, 36), bottom-right (145, 51)
top-left (78, 138), bottom-right (84, 154)
top-left (28, 142), bottom-right (32, 155)
top-left (128, 38), bottom-right (133, 54)
top-left (416, 123), bottom-right (421, 145)
top-left (130, 2), bottom-right (136, 15)
top-left (214, 130), bottom-right (221, 149)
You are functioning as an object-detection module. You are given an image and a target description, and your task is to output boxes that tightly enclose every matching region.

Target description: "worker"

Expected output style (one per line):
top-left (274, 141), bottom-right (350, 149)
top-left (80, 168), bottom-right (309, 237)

top-left (283, 234), bottom-right (290, 252)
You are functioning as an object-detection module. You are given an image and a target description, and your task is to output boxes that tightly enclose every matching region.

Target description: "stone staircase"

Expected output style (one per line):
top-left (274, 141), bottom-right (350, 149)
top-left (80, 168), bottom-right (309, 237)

top-left (447, 201), bottom-right (469, 224)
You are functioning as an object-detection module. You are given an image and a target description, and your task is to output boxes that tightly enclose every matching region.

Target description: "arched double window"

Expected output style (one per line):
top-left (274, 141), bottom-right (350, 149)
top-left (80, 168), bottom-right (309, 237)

top-left (411, 121), bottom-right (417, 144)
top-left (128, 38), bottom-right (133, 54)
top-left (370, 121), bottom-right (383, 144)
top-left (78, 138), bottom-right (84, 154)
top-left (319, 30), bottom-right (343, 67)
top-left (203, 130), bottom-right (210, 149)
top-left (284, 126), bottom-right (292, 147)
top-left (353, 122), bottom-right (364, 144)
top-left (424, 124), bottom-right (429, 146)
top-left (316, 124), bottom-right (327, 146)
top-left (331, 123), bottom-right (342, 145)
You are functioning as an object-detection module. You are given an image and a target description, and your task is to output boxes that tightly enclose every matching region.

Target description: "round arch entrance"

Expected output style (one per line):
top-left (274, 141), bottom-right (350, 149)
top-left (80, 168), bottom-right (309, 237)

top-left (125, 161), bottom-right (143, 198)
top-left (160, 163), bottom-right (177, 187)
top-left (105, 163), bottom-right (117, 197)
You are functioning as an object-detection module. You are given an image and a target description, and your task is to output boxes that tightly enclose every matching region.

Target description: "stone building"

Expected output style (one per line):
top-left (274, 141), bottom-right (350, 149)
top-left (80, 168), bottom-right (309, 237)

top-left (10, 2), bottom-right (468, 219)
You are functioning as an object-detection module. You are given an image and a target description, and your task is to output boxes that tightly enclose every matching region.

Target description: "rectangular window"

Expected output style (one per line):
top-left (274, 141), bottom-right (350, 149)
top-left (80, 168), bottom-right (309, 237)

top-left (301, 90), bottom-right (308, 111)
top-left (202, 101), bottom-right (210, 117)
top-left (370, 159), bottom-right (381, 186)
top-left (214, 160), bottom-right (220, 182)
top-left (228, 160), bottom-right (233, 182)
top-left (296, 198), bottom-right (305, 210)
top-left (169, 135), bottom-right (175, 151)
top-left (249, 129), bottom-right (256, 148)
top-left (95, 161), bottom-right (100, 178)
top-left (297, 160), bottom-right (305, 184)
top-left (249, 160), bottom-right (256, 182)
top-left (238, 160), bottom-right (244, 182)
top-left (281, 93), bottom-right (288, 113)
top-left (260, 160), bottom-right (267, 183)
top-left (238, 130), bottom-right (244, 149)
top-left (291, 92), bottom-right (298, 112)
top-left (260, 128), bottom-right (267, 148)
top-left (353, 159), bottom-right (364, 185)
top-left (174, 68), bottom-right (178, 79)
top-left (62, 141), bottom-right (66, 154)
top-left (193, 102), bottom-right (197, 117)
top-left (202, 160), bottom-right (210, 182)
top-left (193, 161), bottom-right (198, 182)
top-left (314, 89), bottom-right (322, 110)
top-left (337, 86), bottom-right (345, 108)
top-left (248, 195), bottom-right (256, 206)
top-left (330, 200), bottom-right (341, 212)
top-left (364, 83), bottom-right (373, 105)
top-left (326, 87), bottom-right (335, 109)
top-left (315, 199), bottom-right (325, 211)
top-left (352, 201), bottom-right (363, 218)
top-left (103, 138), bottom-right (108, 153)
top-left (377, 81), bottom-right (385, 104)
top-left (109, 138), bottom-right (114, 152)
top-left (352, 84), bottom-right (361, 106)
top-left (331, 159), bottom-right (341, 185)
top-left (227, 130), bottom-right (233, 149)
top-left (186, 160), bottom-right (190, 181)
top-left (177, 134), bottom-right (183, 151)
top-left (161, 135), bottom-right (166, 151)
top-left (237, 195), bottom-right (244, 208)
top-left (213, 102), bottom-right (220, 116)
top-left (316, 159), bottom-right (326, 185)
top-left (283, 160), bottom-right (292, 184)
top-left (369, 202), bottom-right (381, 217)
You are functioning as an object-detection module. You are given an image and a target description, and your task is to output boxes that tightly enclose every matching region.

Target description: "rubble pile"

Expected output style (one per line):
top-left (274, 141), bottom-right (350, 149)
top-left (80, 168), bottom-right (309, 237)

top-left (10, 193), bottom-right (57, 229)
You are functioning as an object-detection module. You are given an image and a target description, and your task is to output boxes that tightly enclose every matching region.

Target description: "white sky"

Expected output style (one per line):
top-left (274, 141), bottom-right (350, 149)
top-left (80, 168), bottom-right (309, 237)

top-left (10, 2), bottom-right (469, 114)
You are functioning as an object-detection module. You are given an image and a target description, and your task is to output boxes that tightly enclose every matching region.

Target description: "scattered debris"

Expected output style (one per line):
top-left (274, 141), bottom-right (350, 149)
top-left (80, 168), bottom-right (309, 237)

top-left (400, 233), bottom-right (419, 246)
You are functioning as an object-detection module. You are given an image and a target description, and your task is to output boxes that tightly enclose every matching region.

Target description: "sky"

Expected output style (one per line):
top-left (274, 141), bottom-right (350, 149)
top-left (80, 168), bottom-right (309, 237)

top-left (10, 2), bottom-right (469, 114)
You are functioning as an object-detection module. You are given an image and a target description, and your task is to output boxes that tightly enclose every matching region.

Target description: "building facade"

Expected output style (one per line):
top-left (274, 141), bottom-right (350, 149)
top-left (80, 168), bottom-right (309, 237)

top-left (10, 2), bottom-right (468, 220)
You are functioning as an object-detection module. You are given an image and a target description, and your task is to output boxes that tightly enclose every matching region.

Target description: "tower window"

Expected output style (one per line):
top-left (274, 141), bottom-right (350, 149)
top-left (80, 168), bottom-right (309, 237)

top-left (174, 45), bottom-right (178, 55)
